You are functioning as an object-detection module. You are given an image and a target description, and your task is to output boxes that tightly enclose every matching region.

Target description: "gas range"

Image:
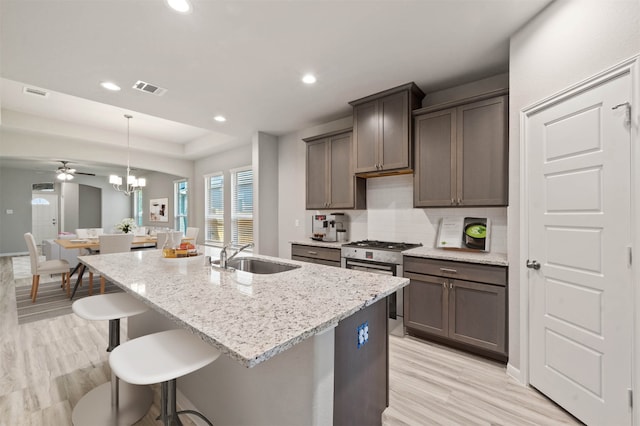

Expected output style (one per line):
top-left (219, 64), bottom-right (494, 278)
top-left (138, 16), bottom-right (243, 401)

top-left (341, 240), bottom-right (422, 265)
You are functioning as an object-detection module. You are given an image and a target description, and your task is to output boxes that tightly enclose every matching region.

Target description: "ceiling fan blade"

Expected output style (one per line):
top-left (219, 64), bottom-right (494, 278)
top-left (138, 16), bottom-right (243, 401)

top-left (75, 171), bottom-right (96, 176)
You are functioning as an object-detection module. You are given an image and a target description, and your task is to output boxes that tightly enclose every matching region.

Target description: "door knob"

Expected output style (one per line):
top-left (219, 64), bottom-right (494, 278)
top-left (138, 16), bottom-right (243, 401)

top-left (526, 259), bottom-right (541, 270)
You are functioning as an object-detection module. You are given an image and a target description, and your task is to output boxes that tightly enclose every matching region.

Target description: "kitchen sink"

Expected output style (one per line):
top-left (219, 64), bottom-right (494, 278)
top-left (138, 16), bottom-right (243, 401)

top-left (227, 257), bottom-right (300, 274)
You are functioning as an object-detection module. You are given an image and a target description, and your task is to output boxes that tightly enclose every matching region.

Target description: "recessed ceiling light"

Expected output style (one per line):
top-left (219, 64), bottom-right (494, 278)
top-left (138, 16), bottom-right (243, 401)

top-left (100, 81), bottom-right (121, 91)
top-left (166, 0), bottom-right (192, 13)
top-left (302, 74), bottom-right (317, 84)
top-left (213, 115), bottom-right (226, 122)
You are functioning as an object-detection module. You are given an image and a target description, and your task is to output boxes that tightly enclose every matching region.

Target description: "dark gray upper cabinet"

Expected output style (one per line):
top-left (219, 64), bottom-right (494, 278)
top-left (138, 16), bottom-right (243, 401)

top-left (304, 130), bottom-right (366, 210)
top-left (414, 92), bottom-right (508, 207)
top-left (350, 83), bottom-right (425, 175)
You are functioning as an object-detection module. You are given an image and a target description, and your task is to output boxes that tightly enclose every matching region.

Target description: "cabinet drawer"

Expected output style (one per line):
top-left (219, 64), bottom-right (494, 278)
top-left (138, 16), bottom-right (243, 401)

top-left (292, 255), bottom-right (341, 268)
top-left (291, 244), bottom-right (341, 263)
top-left (404, 256), bottom-right (506, 286)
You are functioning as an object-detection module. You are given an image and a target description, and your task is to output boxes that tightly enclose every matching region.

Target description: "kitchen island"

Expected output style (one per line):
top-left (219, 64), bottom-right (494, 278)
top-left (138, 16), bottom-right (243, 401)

top-left (79, 246), bottom-right (408, 425)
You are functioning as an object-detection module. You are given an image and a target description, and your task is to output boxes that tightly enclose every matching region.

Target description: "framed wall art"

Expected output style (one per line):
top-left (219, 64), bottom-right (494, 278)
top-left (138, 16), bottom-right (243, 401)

top-left (149, 198), bottom-right (169, 222)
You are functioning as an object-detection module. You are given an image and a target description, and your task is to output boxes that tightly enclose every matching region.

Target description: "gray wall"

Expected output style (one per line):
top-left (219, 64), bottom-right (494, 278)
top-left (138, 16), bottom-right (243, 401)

top-left (0, 167), bottom-right (41, 254)
top-left (0, 165), bottom-right (180, 255)
top-left (62, 182), bottom-right (80, 232)
top-left (507, 0), bottom-right (640, 377)
top-left (78, 184), bottom-right (101, 228)
top-left (139, 170), bottom-right (183, 230)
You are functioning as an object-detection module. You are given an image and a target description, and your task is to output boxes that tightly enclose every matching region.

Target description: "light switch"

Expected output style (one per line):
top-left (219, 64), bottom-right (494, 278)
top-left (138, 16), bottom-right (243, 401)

top-left (6, 209), bottom-right (13, 214)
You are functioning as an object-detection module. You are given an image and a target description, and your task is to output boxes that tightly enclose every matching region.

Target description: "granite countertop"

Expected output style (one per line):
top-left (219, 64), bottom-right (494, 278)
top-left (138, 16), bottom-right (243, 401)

top-left (79, 248), bottom-right (408, 368)
top-left (402, 246), bottom-right (508, 266)
top-left (290, 239), bottom-right (345, 249)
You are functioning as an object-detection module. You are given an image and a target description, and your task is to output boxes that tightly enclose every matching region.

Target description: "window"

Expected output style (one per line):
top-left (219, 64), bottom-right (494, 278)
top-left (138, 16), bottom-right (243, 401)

top-left (231, 167), bottom-right (253, 245)
top-left (133, 190), bottom-right (143, 226)
top-left (205, 173), bottom-right (224, 243)
top-left (174, 179), bottom-right (188, 233)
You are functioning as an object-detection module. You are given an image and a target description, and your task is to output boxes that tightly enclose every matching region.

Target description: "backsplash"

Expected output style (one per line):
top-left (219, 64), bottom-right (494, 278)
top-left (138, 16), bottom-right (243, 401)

top-left (339, 174), bottom-right (507, 253)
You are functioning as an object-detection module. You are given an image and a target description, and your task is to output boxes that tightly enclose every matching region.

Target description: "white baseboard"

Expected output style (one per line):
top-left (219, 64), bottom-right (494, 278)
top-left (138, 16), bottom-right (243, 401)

top-left (506, 363), bottom-right (523, 384)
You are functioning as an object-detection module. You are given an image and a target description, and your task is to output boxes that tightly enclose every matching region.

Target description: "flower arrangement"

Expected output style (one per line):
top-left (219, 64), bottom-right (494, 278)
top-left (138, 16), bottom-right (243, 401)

top-left (115, 218), bottom-right (136, 234)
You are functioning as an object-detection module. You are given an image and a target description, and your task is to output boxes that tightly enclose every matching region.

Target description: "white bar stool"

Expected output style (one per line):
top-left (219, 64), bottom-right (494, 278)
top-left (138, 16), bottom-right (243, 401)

top-left (109, 329), bottom-right (221, 426)
top-left (72, 293), bottom-right (153, 426)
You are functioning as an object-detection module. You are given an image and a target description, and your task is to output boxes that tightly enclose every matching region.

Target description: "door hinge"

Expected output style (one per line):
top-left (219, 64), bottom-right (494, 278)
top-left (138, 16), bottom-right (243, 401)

top-left (628, 388), bottom-right (633, 408)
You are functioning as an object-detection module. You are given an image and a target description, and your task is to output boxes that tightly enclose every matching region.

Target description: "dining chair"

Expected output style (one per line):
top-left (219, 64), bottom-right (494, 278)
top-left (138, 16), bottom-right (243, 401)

top-left (88, 233), bottom-right (134, 294)
top-left (185, 227), bottom-right (199, 243)
top-left (24, 232), bottom-right (71, 302)
top-left (156, 231), bottom-right (183, 249)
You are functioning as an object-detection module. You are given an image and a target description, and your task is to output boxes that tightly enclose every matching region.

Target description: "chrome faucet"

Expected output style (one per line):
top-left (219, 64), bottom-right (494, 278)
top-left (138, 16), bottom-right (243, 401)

top-left (219, 242), bottom-right (254, 269)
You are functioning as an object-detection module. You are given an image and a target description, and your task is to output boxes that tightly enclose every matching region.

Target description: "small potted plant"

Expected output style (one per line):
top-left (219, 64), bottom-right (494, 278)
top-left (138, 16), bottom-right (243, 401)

top-left (116, 218), bottom-right (136, 234)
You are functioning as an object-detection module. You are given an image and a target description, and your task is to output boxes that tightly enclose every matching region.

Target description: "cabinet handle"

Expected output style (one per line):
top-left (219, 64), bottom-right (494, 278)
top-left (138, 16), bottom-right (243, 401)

top-left (457, 198), bottom-right (461, 205)
top-left (440, 267), bottom-right (457, 274)
top-left (308, 251), bottom-right (318, 255)
top-left (451, 198), bottom-right (455, 205)
top-left (449, 282), bottom-right (453, 289)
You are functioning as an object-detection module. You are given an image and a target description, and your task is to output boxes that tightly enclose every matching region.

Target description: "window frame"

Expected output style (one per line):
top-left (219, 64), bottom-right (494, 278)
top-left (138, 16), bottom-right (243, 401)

top-left (174, 179), bottom-right (188, 234)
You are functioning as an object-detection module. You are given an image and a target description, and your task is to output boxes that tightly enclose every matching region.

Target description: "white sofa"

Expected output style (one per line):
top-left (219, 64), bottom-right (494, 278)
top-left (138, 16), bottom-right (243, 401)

top-left (43, 237), bottom-right (79, 268)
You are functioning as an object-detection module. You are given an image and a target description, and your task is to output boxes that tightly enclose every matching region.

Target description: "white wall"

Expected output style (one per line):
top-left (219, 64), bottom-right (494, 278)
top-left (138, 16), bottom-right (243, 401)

top-left (193, 144), bottom-right (253, 246)
top-left (508, 0), bottom-right (640, 377)
top-left (0, 123), bottom-right (193, 179)
top-left (277, 75), bottom-right (511, 260)
top-left (253, 132), bottom-right (279, 256)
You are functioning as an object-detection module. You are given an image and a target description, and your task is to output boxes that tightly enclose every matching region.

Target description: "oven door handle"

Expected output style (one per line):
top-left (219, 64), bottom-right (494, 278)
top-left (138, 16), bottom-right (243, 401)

top-left (345, 260), bottom-right (395, 272)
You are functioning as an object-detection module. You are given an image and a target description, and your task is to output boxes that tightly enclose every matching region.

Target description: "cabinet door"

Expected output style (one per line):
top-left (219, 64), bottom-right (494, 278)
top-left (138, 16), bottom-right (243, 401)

top-left (457, 96), bottom-right (508, 206)
top-left (448, 279), bottom-right (506, 355)
top-left (414, 108), bottom-right (456, 207)
top-left (353, 102), bottom-right (379, 173)
top-left (329, 132), bottom-right (355, 208)
top-left (379, 90), bottom-right (410, 171)
top-left (404, 273), bottom-right (448, 337)
top-left (305, 139), bottom-right (329, 209)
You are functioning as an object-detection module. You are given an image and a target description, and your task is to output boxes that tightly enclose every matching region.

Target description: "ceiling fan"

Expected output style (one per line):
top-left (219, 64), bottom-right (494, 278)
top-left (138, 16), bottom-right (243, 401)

top-left (55, 160), bottom-right (96, 181)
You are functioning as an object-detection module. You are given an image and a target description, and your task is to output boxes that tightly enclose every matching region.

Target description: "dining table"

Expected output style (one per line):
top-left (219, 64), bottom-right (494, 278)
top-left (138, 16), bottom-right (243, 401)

top-left (55, 235), bottom-right (192, 300)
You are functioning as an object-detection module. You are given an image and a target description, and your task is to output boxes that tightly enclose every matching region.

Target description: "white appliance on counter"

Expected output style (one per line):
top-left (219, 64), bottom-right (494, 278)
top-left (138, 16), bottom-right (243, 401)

top-left (311, 213), bottom-right (346, 242)
top-left (341, 240), bottom-right (422, 336)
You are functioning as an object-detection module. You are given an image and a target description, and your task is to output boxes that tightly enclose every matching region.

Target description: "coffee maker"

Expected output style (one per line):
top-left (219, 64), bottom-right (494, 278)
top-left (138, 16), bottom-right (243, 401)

top-left (311, 213), bottom-right (345, 242)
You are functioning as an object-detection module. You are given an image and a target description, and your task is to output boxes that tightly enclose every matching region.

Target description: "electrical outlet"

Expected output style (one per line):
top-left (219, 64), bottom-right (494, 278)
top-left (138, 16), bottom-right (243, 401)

top-left (357, 321), bottom-right (369, 349)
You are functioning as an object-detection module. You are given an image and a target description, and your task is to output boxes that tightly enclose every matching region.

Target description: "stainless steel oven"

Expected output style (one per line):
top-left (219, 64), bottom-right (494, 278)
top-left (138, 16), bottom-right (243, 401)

top-left (341, 240), bottom-right (421, 336)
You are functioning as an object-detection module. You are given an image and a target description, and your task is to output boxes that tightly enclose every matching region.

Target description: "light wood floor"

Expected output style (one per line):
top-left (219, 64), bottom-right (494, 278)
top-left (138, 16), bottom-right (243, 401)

top-left (1, 256), bottom-right (579, 425)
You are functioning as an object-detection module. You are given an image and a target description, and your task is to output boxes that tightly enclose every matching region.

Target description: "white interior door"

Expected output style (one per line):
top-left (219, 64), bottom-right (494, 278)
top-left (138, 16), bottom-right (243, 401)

top-left (31, 193), bottom-right (59, 245)
top-left (526, 69), bottom-right (633, 425)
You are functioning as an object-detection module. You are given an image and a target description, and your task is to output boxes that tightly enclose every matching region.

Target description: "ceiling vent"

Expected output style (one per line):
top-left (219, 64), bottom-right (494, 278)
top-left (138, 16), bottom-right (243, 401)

top-left (23, 86), bottom-right (50, 98)
top-left (32, 182), bottom-right (55, 192)
top-left (132, 80), bottom-right (167, 96)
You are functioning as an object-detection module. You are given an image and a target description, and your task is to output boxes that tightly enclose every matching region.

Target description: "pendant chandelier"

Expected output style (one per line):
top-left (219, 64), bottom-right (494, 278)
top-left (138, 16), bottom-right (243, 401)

top-left (109, 114), bottom-right (146, 195)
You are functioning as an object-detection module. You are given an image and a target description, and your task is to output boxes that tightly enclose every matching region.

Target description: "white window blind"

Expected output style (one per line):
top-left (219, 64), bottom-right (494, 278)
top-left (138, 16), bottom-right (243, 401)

top-left (205, 173), bottom-right (224, 243)
top-left (231, 168), bottom-right (253, 245)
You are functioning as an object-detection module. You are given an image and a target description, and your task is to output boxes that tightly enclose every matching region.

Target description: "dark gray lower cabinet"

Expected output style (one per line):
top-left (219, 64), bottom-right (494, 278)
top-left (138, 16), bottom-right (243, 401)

top-left (291, 244), bottom-right (341, 267)
top-left (404, 257), bottom-right (507, 361)
top-left (334, 297), bottom-right (388, 426)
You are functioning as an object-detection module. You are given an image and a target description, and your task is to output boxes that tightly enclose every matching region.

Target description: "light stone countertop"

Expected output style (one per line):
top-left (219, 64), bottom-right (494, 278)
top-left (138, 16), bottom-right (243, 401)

top-left (402, 246), bottom-right (508, 266)
top-left (79, 248), bottom-right (408, 368)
